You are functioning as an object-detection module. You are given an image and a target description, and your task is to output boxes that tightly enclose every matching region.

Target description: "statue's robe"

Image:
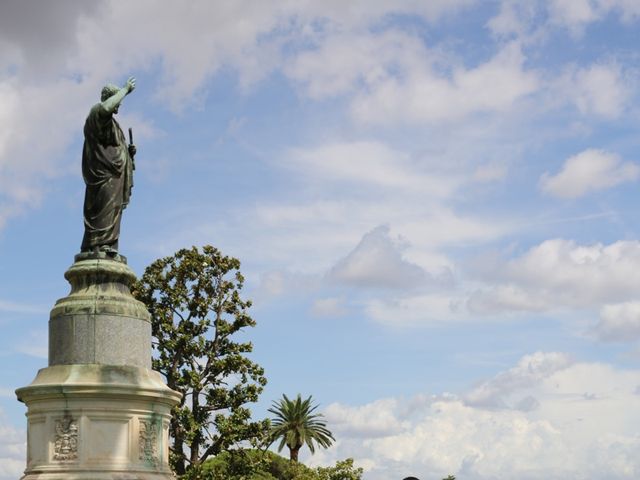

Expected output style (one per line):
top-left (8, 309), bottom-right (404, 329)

top-left (81, 104), bottom-right (133, 252)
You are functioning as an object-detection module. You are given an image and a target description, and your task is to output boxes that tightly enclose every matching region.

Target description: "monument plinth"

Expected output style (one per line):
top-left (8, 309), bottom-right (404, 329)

top-left (16, 254), bottom-right (181, 479)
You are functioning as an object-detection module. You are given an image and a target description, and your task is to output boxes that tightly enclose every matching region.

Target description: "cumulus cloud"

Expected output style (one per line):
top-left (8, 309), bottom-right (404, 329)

top-left (0, 0), bottom-right (101, 74)
top-left (232, 193), bottom-right (508, 278)
top-left (595, 302), bottom-right (640, 342)
top-left (353, 41), bottom-right (539, 124)
top-left (559, 63), bottom-right (631, 118)
top-left (540, 149), bottom-right (639, 198)
top-left (286, 26), bottom-right (539, 125)
top-left (0, 0), bottom-right (486, 235)
top-left (547, 0), bottom-right (640, 32)
top-left (464, 352), bottom-right (573, 408)
top-left (329, 226), bottom-right (426, 289)
top-left (468, 239), bottom-right (640, 314)
top-left (0, 78), bottom-right (95, 228)
top-left (487, 2), bottom-right (538, 39)
top-left (315, 355), bottom-right (640, 480)
top-left (489, 0), bottom-right (640, 39)
top-left (547, 0), bottom-right (600, 34)
top-left (324, 398), bottom-right (407, 438)
top-left (0, 414), bottom-right (25, 480)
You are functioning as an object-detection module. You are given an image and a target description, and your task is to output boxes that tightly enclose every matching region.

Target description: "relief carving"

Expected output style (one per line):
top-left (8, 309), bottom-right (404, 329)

top-left (139, 419), bottom-right (159, 464)
top-left (54, 416), bottom-right (78, 461)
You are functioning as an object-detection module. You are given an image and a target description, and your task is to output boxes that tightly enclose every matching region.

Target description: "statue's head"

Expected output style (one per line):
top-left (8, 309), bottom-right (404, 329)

top-left (100, 84), bottom-right (119, 101)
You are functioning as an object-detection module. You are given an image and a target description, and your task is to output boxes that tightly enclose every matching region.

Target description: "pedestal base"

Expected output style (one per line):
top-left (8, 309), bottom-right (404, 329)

top-left (16, 364), bottom-right (180, 480)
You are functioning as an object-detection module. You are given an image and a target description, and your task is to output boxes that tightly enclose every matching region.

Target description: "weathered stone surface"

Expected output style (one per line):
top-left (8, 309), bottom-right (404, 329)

top-left (49, 257), bottom-right (151, 367)
top-left (50, 314), bottom-right (151, 368)
top-left (16, 255), bottom-right (180, 480)
top-left (51, 256), bottom-right (149, 321)
top-left (16, 365), bottom-right (180, 480)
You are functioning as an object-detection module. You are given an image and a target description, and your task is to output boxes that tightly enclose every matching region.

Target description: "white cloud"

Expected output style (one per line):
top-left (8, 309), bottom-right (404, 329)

top-left (0, 0), bottom-right (101, 74)
top-left (69, 1), bottom-right (477, 111)
top-left (608, 0), bottom-right (640, 22)
top-left (365, 293), bottom-right (465, 326)
top-left (595, 301), bottom-right (640, 342)
top-left (468, 239), bottom-right (640, 314)
top-left (560, 63), bottom-right (631, 118)
top-left (489, 0), bottom-right (640, 44)
top-left (244, 184), bottom-right (508, 274)
top-left (540, 149), bottom-right (639, 198)
top-left (314, 355), bottom-right (640, 480)
top-left (0, 411), bottom-right (25, 480)
top-left (464, 352), bottom-right (573, 408)
top-left (352, 41), bottom-right (539, 125)
top-left (490, 0), bottom-right (640, 38)
top-left (0, 1), bottom-right (483, 235)
top-left (467, 284), bottom-right (550, 314)
top-left (324, 398), bottom-right (407, 438)
top-left (252, 270), bottom-right (322, 303)
top-left (285, 24), bottom-right (539, 125)
top-left (0, 458), bottom-right (23, 480)
top-left (311, 297), bottom-right (347, 317)
top-left (397, 208), bottom-right (511, 249)
top-left (284, 141), bottom-right (456, 196)
top-left (258, 270), bottom-right (287, 297)
top-left (473, 162), bottom-right (508, 182)
top-left (487, 2), bottom-right (540, 40)
top-left (547, 0), bottom-right (599, 34)
top-left (0, 78), bottom-right (107, 229)
top-left (299, 0), bottom-right (476, 25)
top-left (329, 226), bottom-right (426, 289)
top-left (0, 300), bottom-right (46, 314)
top-left (547, 0), bottom-right (640, 32)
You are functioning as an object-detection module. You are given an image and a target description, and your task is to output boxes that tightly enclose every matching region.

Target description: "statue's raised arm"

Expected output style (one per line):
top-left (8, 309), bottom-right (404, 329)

top-left (101, 76), bottom-right (136, 115)
top-left (80, 76), bottom-right (137, 256)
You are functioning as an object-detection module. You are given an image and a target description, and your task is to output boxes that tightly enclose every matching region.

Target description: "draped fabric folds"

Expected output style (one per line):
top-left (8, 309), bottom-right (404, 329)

top-left (81, 104), bottom-right (133, 252)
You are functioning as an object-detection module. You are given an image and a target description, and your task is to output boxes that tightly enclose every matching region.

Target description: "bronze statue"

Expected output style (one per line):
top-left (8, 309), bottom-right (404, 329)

top-left (81, 76), bottom-right (137, 254)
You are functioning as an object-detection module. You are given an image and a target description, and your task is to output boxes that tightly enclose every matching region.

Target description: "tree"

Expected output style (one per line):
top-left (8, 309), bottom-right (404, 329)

top-left (268, 394), bottom-right (335, 462)
top-left (315, 458), bottom-right (363, 480)
top-left (133, 245), bottom-right (269, 476)
top-left (202, 450), bottom-right (362, 480)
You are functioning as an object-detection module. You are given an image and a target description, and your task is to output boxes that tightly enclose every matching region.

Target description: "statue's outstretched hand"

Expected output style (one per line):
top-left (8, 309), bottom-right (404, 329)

top-left (125, 76), bottom-right (136, 94)
top-left (128, 145), bottom-right (137, 157)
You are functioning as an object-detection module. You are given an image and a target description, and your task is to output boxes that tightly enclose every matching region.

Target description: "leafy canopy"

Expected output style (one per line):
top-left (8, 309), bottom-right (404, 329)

top-left (133, 245), bottom-right (268, 476)
top-left (203, 450), bottom-right (363, 480)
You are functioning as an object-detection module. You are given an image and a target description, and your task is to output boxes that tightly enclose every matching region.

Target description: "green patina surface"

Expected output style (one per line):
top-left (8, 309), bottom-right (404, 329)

top-left (16, 364), bottom-right (181, 404)
top-left (51, 257), bottom-right (150, 321)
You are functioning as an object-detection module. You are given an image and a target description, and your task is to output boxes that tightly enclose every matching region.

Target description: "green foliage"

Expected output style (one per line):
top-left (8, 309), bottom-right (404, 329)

top-left (315, 458), bottom-right (364, 480)
top-left (201, 450), bottom-right (362, 480)
top-left (133, 245), bottom-right (269, 476)
top-left (201, 449), bottom-right (278, 479)
top-left (269, 394), bottom-right (335, 462)
top-left (442, 476), bottom-right (456, 480)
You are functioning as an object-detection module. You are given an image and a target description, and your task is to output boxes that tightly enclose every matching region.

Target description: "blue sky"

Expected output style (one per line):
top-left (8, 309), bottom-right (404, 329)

top-left (2, 1), bottom-right (640, 478)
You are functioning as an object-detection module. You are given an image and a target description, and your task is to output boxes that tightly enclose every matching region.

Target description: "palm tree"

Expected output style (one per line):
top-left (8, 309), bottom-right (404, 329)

top-left (268, 394), bottom-right (335, 462)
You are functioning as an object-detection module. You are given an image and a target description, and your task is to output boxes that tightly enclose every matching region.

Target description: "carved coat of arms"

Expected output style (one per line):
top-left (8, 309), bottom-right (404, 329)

top-left (54, 416), bottom-right (78, 461)
top-left (139, 419), bottom-right (159, 464)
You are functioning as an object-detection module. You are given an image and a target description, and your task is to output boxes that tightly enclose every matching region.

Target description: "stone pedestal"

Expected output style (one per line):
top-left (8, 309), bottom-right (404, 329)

top-left (16, 253), bottom-right (181, 480)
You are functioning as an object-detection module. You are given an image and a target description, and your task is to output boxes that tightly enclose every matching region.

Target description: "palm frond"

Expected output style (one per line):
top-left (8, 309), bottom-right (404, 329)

top-left (268, 393), bottom-right (335, 461)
